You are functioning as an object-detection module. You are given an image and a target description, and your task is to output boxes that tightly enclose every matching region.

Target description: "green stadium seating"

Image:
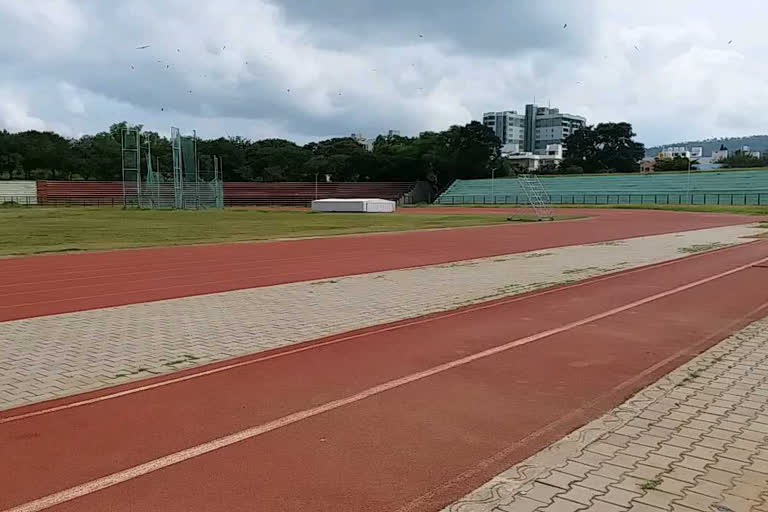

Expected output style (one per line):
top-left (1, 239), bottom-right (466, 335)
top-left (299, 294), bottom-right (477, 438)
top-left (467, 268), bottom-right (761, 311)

top-left (436, 170), bottom-right (768, 205)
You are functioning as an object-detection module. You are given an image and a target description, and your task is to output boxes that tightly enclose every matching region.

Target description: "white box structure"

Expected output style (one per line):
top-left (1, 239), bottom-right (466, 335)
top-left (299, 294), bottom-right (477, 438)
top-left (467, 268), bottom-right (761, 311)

top-left (311, 198), bottom-right (396, 213)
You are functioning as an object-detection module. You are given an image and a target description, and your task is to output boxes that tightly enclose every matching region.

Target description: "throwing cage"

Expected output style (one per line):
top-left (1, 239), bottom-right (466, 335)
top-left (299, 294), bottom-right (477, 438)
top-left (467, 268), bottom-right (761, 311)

top-left (121, 126), bottom-right (223, 209)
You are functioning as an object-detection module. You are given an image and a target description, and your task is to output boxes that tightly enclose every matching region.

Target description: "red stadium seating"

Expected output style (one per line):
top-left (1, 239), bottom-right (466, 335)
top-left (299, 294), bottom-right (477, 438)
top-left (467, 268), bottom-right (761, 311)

top-left (223, 182), bottom-right (416, 206)
top-left (35, 181), bottom-right (417, 207)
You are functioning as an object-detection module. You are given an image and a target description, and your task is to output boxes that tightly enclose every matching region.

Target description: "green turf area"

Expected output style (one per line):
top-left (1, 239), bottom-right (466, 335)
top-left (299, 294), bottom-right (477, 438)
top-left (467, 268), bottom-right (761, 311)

top-left (0, 207), bottom-right (535, 256)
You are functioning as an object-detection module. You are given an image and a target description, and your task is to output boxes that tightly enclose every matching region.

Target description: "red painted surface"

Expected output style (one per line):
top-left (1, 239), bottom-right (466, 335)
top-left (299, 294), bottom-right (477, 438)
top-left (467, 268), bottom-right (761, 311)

top-left (2, 241), bottom-right (768, 511)
top-left (0, 209), bottom-right (759, 322)
top-left (225, 181), bottom-right (415, 205)
top-left (34, 181), bottom-right (415, 206)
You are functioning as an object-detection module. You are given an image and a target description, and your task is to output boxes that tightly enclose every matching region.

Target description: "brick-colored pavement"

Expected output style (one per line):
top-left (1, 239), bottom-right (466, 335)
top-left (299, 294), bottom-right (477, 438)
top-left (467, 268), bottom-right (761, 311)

top-left (444, 316), bottom-right (768, 512)
top-left (0, 224), bottom-right (760, 411)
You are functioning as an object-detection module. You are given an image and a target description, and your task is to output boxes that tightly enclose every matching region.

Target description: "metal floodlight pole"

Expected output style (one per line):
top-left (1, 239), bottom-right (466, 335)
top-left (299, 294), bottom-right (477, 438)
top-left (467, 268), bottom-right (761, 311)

top-left (315, 173), bottom-right (319, 200)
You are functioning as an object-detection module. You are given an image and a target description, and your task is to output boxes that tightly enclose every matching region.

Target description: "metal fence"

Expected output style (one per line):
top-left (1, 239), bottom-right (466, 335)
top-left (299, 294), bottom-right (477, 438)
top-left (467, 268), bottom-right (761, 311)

top-left (437, 192), bottom-right (768, 206)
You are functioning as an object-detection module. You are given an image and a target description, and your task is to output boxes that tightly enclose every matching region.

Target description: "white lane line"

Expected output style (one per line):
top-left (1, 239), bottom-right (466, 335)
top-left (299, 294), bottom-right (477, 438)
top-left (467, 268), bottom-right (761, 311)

top-left (0, 240), bottom-right (761, 425)
top-left (5, 254), bottom-right (768, 512)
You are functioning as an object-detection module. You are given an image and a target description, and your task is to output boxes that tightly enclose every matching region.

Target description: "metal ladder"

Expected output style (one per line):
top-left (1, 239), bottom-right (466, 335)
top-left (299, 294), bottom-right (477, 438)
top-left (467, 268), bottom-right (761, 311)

top-left (517, 174), bottom-right (554, 219)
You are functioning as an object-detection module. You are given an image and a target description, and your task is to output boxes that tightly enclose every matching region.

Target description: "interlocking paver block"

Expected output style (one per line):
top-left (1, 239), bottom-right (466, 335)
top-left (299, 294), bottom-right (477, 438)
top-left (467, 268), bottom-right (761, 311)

top-left (539, 472), bottom-right (581, 491)
top-left (673, 491), bottom-right (718, 511)
top-left (497, 496), bottom-right (545, 512)
top-left (642, 454), bottom-right (678, 470)
top-left (539, 497), bottom-right (586, 512)
top-left (719, 493), bottom-right (761, 511)
top-left (581, 502), bottom-right (626, 512)
top-left (592, 464), bottom-right (631, 481)
top-left (673, 456), bottom-right (710, 473)
top-left (558, 462), bottom-right (595, 479)
top-left (635, 489), bottom-right (678, 510)
top-left (597, 487), bottom-right (641, 508)
top-left (558, 485), bottom-right (603, 506)
top-left (521, 483), bottom-right (563, 504)
top-left (686, 479), bottom-right (728, 499)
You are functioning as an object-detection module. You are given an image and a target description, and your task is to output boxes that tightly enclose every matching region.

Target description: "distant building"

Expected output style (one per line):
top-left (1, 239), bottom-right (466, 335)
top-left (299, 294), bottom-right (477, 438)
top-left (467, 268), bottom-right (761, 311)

top-left (350, 133), bottom-right (374, 151)
top-left (483, 104), bottom-right (586, 154)
top-left (737, 145), bottom-right (762, 158)
top-left (482, 110), bottom-right (526, 148)
top-left (690, 147), bottom-right (703, 158)
top-left (524, 104), bottom-right (586, 153)
top-left (640, 159), bottom-right (656, 173)
top-left (502, 143), bottom-right (564, 172)
top-left (387, 130), bottom-right (401, 137)
top-left (659, 146), bottom-right (691, 159)
top-left (712, 145), bottom-right (729, 162)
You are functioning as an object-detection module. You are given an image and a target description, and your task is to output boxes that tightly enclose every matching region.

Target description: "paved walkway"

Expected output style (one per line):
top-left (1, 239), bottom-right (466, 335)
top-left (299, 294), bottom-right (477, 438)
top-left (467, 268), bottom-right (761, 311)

top-left (445, 316), bottom-right (768, 512)
top-left (0, 224), bottom-right (761, 411)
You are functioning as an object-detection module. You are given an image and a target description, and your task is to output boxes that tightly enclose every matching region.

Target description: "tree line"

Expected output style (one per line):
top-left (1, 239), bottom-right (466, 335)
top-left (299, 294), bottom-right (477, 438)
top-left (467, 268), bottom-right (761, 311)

top-left (0, 119), bottom-right (650, 184)
top-left (0, 121), bottom-right (502, 189)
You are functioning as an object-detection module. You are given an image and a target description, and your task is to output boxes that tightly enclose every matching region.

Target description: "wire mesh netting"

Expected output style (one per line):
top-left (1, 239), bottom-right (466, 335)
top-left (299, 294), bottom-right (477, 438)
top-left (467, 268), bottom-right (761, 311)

top-left (122, 126), bottom-right (223, 209)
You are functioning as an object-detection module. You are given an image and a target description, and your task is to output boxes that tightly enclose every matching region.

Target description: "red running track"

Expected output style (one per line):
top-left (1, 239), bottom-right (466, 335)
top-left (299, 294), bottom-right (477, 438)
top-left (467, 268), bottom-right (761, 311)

top-left (3, 240), bottom-right (768, 512)
top-left (0, 208), bottom-right (760, 322)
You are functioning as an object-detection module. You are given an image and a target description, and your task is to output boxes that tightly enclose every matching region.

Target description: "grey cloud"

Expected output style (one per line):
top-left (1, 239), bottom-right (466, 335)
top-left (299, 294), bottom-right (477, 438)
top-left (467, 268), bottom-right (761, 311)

top-left (274, 0), bottom-right (597, 56)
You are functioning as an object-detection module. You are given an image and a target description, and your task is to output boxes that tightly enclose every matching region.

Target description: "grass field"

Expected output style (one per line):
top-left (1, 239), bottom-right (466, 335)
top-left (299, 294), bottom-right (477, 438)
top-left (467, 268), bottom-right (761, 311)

top-left (0, 207), bottom-right (530, 256)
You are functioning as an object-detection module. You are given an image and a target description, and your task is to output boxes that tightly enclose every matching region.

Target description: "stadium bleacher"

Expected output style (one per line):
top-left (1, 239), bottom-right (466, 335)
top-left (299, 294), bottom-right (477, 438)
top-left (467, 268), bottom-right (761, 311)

top-left (436, 170), bottom-right (768, 205)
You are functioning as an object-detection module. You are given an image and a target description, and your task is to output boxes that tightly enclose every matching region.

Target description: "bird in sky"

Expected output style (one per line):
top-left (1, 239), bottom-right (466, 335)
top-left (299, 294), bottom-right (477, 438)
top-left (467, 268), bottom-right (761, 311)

top-left (728, 40), bottom-right (733, 44)
top-left (563, 23), bottom-right (567, 29)
top-left (135, 45), bottom-right (151, 50)
top-left (418, 34), bottom-right (423, 38)
top-left (634, 45), bottom-right (640, 51)
top-left (130, 65), bottom-right (134, 70)
top-left (160, 107), bottom-right (164, 111)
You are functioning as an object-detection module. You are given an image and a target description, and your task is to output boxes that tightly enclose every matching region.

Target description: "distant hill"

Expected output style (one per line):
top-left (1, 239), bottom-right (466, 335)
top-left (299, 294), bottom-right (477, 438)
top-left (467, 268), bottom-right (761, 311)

top-left (645, 135), bottom-right (768, 157)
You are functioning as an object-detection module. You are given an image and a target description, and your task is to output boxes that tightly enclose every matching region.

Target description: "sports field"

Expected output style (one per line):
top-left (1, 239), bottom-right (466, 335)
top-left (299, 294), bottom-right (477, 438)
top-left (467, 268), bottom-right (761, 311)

top-left (3, 206), bottom-right (768, 512)
top-left (0, 207), bottom-right (537, 256)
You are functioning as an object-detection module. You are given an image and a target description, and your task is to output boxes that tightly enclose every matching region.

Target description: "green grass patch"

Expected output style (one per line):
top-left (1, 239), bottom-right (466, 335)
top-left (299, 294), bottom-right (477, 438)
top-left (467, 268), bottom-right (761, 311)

top-left (0, 207), bottom-right (539, 257)
top-left (639, 478), bottom-right (663, 491)
top-left (678, 242), bottom-right (730, 254)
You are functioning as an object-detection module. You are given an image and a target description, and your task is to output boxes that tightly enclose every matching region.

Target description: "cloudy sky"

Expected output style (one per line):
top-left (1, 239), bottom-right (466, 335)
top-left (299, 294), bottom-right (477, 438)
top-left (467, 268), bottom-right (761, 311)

top-left (0, 0), bottom-right (765, 146)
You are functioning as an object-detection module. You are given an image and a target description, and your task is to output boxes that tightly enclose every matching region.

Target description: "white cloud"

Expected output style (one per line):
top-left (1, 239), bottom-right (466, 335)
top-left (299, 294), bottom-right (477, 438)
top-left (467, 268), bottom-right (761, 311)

top-left (0, 0), bottom-right (767, 146)
top-left (0, 86), bottom-right (47, 132)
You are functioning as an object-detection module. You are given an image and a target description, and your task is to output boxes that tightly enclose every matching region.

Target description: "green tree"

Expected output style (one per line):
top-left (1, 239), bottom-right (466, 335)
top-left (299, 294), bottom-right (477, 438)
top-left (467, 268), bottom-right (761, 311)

top-left (244, 139), bottom-right (311, 181)
top-left (72, 133), bottom-right (122, 180)
top-left (653, 156), bottom-right (697, 172)
top-left (719, 153), bottom-right (768, 168)
top-left (562, 122), bottom-right (645, 172)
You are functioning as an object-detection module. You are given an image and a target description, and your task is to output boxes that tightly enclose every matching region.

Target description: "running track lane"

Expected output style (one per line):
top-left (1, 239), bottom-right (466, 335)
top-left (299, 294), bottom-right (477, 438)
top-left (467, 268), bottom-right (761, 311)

top-left (0, 209), bottom-right (760, 321)
top-left (3, 241), bottom-right (768, 512)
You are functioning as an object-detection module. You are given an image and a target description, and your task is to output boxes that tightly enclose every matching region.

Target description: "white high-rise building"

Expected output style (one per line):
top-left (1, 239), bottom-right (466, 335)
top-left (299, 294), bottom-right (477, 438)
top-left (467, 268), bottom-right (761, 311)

top-left (482, 111), bottom-right (525, 149)
top-left (483, 104), bottom-right (586, 154)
